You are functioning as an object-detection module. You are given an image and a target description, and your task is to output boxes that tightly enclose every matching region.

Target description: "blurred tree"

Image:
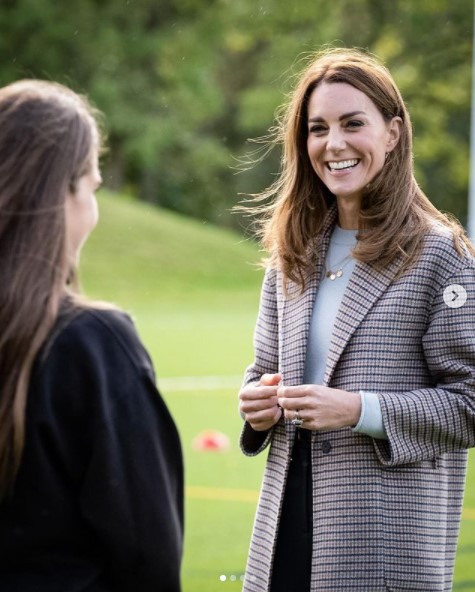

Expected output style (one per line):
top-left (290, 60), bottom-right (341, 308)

top-left (0, 0), bottom-right (472, 228)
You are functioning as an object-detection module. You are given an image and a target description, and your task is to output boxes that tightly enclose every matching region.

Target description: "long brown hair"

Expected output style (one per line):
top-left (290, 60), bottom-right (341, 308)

top-left (244, 47), bottom-right (474, 287)
top-left (0, 80), bottom-right (102, 499)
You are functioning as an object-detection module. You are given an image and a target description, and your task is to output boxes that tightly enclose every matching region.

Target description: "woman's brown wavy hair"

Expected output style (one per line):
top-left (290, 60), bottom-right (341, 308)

top-left (0, 80), bottom-right (102, 499)
top-left (245, 48), bottom-right (474, 287)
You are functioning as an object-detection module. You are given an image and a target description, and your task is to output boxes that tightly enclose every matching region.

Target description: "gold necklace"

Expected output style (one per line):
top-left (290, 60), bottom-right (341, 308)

top-left (324, 254), bottom-right (353, 281)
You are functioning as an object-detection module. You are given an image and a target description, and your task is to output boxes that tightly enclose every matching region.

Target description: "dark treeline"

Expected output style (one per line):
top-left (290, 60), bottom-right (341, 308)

top-left (0, 0), bottom-right (472, 231)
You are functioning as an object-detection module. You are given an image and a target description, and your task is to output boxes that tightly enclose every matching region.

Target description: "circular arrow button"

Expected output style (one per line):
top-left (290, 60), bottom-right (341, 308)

top-left (443, 284), bottom-right (467, 308)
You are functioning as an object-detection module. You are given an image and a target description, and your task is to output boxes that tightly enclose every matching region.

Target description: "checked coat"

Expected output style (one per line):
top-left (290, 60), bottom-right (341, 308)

top-left (240, 208), bottom-right (475, 592)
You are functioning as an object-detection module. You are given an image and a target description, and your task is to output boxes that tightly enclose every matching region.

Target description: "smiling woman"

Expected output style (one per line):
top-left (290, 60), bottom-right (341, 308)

top-left (238, 48), bottom-right (475, 592)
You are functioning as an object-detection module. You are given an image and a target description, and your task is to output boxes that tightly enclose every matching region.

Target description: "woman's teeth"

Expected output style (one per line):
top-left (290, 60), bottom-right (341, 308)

top-left (328, 159), bottom-right (359, 171)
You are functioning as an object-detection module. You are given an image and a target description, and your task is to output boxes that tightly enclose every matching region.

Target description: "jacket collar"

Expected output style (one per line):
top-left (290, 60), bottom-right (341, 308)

top-left (280, 205), bottom-right (403, 388)
top-left (323, 253), bottom-right (403, 385)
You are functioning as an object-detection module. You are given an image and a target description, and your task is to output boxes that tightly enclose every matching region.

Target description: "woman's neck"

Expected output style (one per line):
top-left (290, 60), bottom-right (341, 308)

top-left (335, 197), bottom-right (360, 230)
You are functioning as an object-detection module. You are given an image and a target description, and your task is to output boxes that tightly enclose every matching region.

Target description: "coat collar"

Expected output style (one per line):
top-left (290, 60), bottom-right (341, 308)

top-left (280, 205), bottom-right (403, 389)
top-left (279, 206), bottom-right (337, 386)
top-left (323, 253), bottom-right (403, 385)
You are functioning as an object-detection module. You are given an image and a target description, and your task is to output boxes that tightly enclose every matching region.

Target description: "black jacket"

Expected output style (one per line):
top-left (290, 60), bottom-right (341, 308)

top-left (0, 308), bottom-right (183, 591)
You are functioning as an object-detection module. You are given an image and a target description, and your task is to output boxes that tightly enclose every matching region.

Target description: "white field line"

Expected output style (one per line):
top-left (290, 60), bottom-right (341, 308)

top-left (159, 375), bottom-right (243, 392)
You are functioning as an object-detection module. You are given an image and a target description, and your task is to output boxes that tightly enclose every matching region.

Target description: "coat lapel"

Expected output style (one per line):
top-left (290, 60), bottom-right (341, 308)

top-left (279, 207), bottom-right (337, 442)
top-left (323, 253), bottom-right (403, 385)
top-left (280, 206), bottom-right (338, 387)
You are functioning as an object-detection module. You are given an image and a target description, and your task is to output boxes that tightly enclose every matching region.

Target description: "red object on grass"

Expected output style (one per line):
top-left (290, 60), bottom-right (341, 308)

top-left (192, 430), bottom-right (230, 452)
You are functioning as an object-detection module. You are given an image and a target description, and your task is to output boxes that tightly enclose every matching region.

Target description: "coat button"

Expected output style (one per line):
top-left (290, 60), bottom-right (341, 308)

top-left (322, 440), bottom-right (332, 454)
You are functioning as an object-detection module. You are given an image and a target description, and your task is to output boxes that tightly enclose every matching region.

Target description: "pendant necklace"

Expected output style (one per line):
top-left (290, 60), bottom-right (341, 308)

top-left (324, 254), bottom-right (353, 281)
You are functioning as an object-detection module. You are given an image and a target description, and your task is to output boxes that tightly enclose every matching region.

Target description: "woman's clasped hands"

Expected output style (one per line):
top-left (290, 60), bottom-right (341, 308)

top-left (239, 373), bottom-right (361, 432)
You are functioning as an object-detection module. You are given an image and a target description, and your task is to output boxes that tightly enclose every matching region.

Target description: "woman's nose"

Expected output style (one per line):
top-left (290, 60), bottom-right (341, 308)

top-left (326, 127), bottom-right (346, 152)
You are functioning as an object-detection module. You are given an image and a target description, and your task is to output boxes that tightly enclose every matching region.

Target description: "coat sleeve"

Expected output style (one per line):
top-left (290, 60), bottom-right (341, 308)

top-left (374, 264), bottom-right (475, 466)
top-left (240, 268), bottom-right (281, 456)
top-left (41, 310), bottom-right (184, 591)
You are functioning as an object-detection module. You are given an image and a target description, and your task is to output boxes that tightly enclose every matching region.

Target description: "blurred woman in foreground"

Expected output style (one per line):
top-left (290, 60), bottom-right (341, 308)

top-left (0, 80), bottom-right (183, 591)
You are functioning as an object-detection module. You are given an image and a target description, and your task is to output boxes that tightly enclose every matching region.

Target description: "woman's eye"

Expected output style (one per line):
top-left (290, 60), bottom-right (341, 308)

top-left (309, 124), bottom-right (327, 135)
top-left (346, 120), bottom-right (364, 129)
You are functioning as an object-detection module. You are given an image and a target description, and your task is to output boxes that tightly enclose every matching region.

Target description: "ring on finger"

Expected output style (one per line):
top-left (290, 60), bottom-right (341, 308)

top-left (291, 408), bottom-right (304, 427)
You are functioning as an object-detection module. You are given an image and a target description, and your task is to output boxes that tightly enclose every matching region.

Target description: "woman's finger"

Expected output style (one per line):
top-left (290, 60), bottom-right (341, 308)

top-left (277, 395), bottom-right (309, 410)
top-left (247, 406), bottom-right (283, 431)
top-left (259, 373), bottom-right (282, 386)
top-left (240, 395), bottom-right (278, 414)
top-left (240, 385), bottom-right (279, 401)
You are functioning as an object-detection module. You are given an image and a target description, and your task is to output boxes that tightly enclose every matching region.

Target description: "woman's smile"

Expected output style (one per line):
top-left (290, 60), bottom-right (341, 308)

top-left (326, 158), bottom-right (360, 172)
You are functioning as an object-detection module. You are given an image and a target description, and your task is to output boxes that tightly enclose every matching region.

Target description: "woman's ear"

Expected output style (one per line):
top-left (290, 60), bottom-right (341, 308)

top-left (386, 116), bottom-right (402, 153)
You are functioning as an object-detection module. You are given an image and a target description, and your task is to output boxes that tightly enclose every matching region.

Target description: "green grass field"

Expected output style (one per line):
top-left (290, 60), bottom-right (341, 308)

top-left (81, 190), bottom-right (475, 591)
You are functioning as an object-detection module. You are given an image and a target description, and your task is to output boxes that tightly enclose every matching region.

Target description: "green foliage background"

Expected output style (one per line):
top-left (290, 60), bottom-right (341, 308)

top-left (0, 0), bottom-right (472, 229)
top-left (1, 3), bottom-right (474, 587)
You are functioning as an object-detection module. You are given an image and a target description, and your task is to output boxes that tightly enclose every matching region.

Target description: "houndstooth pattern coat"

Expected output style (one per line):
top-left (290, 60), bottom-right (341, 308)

top-left (240, 208), bottom-right (475, 592)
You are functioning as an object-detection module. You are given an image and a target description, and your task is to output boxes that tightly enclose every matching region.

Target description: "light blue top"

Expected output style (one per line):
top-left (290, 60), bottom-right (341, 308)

top-left (303, 225), bottom-right (387, 440)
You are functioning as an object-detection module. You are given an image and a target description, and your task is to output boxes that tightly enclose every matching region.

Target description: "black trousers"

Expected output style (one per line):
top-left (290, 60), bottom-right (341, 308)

top-left (270, 429), bottom-right (313, 592)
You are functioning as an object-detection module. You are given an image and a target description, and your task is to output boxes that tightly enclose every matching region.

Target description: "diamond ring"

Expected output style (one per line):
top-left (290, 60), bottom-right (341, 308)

top-left (291, 409), bottom-right (304, 427)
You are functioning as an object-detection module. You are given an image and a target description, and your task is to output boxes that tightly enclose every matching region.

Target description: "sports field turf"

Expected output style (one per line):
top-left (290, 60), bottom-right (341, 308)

top-left (81, 191), bottom-right (475, 591)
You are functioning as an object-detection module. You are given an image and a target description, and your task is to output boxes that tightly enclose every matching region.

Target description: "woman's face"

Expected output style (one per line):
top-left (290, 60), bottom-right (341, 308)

top-left (306, 82), bottom-right (401, 207)
top-left (65, 148), bottom-right (101, 260)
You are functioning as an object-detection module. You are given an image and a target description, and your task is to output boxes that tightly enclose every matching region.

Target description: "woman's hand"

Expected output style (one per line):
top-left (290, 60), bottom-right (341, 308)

top-left (277, 384), bottom-right (361, 431)
top-left (239, 373), bottom-right (283, 432)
